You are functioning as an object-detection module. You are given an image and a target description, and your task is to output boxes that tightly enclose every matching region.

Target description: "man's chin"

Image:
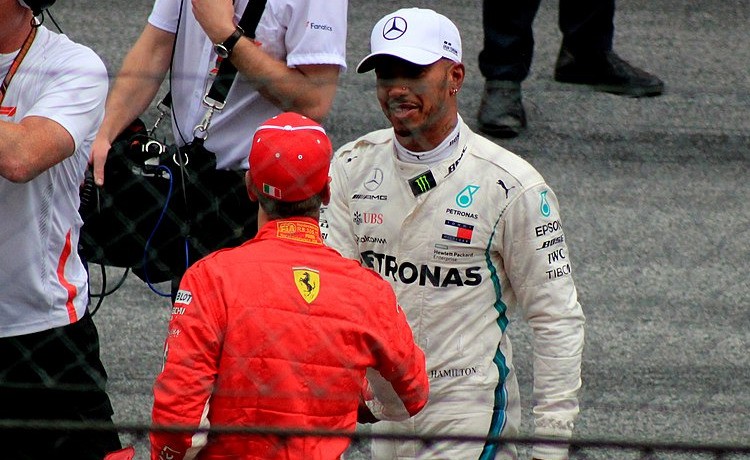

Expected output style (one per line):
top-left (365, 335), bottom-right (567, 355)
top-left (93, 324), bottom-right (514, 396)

top-left (389, 118), bottom-right (417, 138)
top-left (393, 126), bottom-right (413, 138)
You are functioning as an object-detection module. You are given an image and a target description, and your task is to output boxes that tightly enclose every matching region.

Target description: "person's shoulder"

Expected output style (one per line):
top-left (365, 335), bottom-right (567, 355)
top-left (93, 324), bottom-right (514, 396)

top-left (465, 127), bottom-right (545, 187)
top-left (331, 128), bottom-right (392, 173)
top-left (38, 28), bottom-right (106, 72)
top-left (334, 128), bottom-right (392, 157)
top-left (190, 239), bottom-right (261, 270)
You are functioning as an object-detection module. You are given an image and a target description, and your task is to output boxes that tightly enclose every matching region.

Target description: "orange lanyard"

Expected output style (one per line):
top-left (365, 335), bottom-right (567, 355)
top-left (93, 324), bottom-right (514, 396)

top-left (0, 26), bottom-right (37, 105)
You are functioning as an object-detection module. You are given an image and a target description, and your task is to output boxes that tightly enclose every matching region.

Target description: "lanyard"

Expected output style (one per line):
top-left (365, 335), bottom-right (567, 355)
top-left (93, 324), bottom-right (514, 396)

top-left (0, 26), bottom-right (37, 106)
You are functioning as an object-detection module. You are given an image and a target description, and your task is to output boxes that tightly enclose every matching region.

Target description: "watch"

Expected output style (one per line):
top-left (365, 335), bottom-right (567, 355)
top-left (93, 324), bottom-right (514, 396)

top-left (213, 26), bottom-right (245, 59)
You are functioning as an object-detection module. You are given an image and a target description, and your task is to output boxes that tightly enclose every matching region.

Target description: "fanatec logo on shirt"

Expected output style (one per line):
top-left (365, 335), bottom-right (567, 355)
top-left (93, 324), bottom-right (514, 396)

top-left (361, 250), bottom-right (482, 287)
top-left (307, 21), bottom-right (333, 31)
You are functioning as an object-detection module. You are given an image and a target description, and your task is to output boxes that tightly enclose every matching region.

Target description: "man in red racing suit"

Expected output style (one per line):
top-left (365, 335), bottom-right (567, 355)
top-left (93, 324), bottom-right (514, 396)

top-left (151, 112), bottom-right (429, 460)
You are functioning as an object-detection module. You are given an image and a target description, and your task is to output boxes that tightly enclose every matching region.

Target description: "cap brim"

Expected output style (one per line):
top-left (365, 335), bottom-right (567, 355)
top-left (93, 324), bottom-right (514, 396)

top-left (356, 48), bottom-right (443, 73)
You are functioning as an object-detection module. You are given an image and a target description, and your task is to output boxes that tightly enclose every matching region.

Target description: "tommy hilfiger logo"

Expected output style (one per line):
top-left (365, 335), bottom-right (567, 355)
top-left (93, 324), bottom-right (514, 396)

top-left (442, 220), bottom-right (474, 244)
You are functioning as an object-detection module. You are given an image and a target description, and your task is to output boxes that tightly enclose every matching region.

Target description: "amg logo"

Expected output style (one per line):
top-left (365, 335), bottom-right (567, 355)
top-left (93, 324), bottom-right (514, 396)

top-left (352, 194), bottom-right (388, 200)
top-left (361, 250), bottom-right (482, 287)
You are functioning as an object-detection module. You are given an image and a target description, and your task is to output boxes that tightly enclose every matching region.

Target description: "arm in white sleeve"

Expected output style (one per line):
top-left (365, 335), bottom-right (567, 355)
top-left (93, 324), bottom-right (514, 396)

top-left (503, 183), bottom-right (585, 460)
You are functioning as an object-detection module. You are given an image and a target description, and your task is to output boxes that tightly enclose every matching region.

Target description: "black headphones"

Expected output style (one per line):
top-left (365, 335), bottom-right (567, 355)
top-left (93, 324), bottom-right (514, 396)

top-left (23, 0), bottom-right (57, 16)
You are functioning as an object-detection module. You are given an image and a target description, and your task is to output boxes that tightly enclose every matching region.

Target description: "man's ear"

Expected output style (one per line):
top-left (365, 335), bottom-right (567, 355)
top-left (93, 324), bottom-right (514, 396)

top-left (245, 171), bottom-right (258, 201)
top-left (321, 179), bottom-right (331, 205)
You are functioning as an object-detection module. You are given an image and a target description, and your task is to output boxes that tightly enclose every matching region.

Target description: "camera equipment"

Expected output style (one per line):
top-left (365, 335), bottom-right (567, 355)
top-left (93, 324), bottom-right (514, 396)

top-left (22, 0), bottom-right (57, 16)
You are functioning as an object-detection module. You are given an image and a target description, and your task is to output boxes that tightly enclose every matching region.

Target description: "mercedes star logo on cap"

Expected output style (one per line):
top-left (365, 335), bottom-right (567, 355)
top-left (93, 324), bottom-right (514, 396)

top-left (382, 16), bottom-right (407, 40)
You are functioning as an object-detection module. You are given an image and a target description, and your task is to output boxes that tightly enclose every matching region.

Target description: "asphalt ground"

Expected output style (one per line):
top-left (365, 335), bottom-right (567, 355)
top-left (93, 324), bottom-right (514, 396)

top-left (48, 0), bottom-right (750, 458)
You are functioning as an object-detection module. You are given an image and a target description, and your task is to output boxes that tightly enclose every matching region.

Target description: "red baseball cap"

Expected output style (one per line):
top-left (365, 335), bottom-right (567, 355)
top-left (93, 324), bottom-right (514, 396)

top-left (248, 112), bottom-right (332, 202)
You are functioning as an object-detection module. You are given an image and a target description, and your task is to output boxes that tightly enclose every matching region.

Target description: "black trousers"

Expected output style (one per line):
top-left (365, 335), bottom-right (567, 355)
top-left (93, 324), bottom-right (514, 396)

top-left (479, 0), bottom-right (616, 81)
top-left (0, 312), bottom-right (122, 459)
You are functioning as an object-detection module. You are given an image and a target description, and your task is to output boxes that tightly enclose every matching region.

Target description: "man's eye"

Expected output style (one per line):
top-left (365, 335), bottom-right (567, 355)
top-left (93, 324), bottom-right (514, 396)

top-left (375, 63), bottom-right (428, 80)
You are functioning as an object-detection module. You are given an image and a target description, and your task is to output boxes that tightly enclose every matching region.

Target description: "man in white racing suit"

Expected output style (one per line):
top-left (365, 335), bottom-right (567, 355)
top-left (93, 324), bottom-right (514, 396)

top-left (320, 8), bottom-right (585, 460)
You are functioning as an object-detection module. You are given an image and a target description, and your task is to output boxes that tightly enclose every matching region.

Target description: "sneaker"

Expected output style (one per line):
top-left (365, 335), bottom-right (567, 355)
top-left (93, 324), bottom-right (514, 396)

top-left (554, 47), bottom-right (664, 97)
top-left (477, 80), bottom-right (527, 138)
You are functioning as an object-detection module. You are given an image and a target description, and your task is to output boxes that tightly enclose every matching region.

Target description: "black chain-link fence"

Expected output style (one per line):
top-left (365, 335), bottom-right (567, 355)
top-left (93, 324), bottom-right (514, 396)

top-left (2, 420), bottom-right (750, 459)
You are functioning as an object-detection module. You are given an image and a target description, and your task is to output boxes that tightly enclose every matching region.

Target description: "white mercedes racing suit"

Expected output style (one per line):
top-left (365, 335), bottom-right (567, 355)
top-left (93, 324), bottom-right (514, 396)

top-left (320, 117), bottom-right (585, 460)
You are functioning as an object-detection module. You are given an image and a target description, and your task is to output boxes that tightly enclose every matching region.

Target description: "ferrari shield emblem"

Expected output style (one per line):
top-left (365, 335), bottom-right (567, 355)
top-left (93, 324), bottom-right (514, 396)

top-left (293, 267), bottom-right (320, 304)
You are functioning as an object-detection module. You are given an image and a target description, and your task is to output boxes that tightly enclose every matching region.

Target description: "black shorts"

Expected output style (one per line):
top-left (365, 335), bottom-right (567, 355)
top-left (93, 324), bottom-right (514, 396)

top-left (0, 311), bottom-right (122, 459)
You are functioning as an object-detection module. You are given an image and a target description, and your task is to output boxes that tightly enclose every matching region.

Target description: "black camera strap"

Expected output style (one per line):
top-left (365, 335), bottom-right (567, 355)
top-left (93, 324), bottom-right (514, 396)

top-left (158, 0), bottom-right (267, 124)
top-left (206, 0), bottom-right (267, 107)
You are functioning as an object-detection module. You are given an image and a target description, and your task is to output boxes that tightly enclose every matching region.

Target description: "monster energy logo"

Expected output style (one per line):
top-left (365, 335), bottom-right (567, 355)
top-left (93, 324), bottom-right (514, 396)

top-left (409, 171), bottom-right (437, 196)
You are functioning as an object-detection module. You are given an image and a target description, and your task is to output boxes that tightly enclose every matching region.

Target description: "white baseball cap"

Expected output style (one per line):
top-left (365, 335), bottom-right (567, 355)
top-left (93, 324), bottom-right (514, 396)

top-left (356, 8), bottom-right (462, 73)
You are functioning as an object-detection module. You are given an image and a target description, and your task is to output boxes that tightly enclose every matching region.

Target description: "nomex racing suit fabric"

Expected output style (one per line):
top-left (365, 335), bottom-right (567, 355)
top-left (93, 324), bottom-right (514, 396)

top-left (151, 218), bottom-right (428, 460)
top-left (320, 118), bottom-right (585, 460)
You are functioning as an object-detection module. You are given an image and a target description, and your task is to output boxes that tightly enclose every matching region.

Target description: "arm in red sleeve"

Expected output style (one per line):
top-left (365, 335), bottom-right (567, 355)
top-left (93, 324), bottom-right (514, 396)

top-left (364, 283), bottom-right (429, 421)
top-left (150, 264), bottom-right (226, 460)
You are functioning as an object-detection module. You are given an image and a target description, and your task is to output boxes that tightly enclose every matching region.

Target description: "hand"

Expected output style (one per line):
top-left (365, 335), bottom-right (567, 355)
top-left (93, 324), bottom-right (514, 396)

top-left (191, 0), bottom-right (236, 44)
top-left (90, 134), bottom-right (112, 186)
top-left (356, 402), bottom-right (379, 424)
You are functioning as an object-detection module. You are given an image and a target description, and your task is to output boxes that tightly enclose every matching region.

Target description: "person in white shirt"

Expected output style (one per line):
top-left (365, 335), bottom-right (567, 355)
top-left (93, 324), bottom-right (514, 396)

top-left (0, 0), bottom-right (123, 457)
top-left (89, 0), bottom-right (348, 290)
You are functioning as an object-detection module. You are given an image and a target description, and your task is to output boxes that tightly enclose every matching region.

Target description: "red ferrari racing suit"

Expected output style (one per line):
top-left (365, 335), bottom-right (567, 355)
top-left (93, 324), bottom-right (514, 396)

top-left (151, 218), bottom-right (428, 460)
top-left (320, 117), bottom-right (585, 460)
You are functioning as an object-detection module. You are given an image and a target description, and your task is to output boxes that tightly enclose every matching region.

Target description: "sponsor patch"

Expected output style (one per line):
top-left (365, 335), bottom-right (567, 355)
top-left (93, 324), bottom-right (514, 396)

top-left (409, 170), bottom-right (437, 196)
top-left (364, 168), bottom-right (384, 191)
top-left (442, 220), bottom-right (474, 244)
top-left (276, 220), bottom-right (321, 244)
top-left (456, 185), bottom-right (479, 208)
top-left (174, 290), bottom-right (192, 305)
top-left (293, 267), bottom-right (320, 304)
top-left (540, 190), bottom-right (551, 217)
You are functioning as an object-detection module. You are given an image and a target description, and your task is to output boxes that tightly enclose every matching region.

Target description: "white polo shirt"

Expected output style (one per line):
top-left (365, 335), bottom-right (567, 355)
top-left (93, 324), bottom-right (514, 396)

top-left (148, 0), bottom-right (348, 170)
top-left (0, 26), bottom-right (108, 337)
